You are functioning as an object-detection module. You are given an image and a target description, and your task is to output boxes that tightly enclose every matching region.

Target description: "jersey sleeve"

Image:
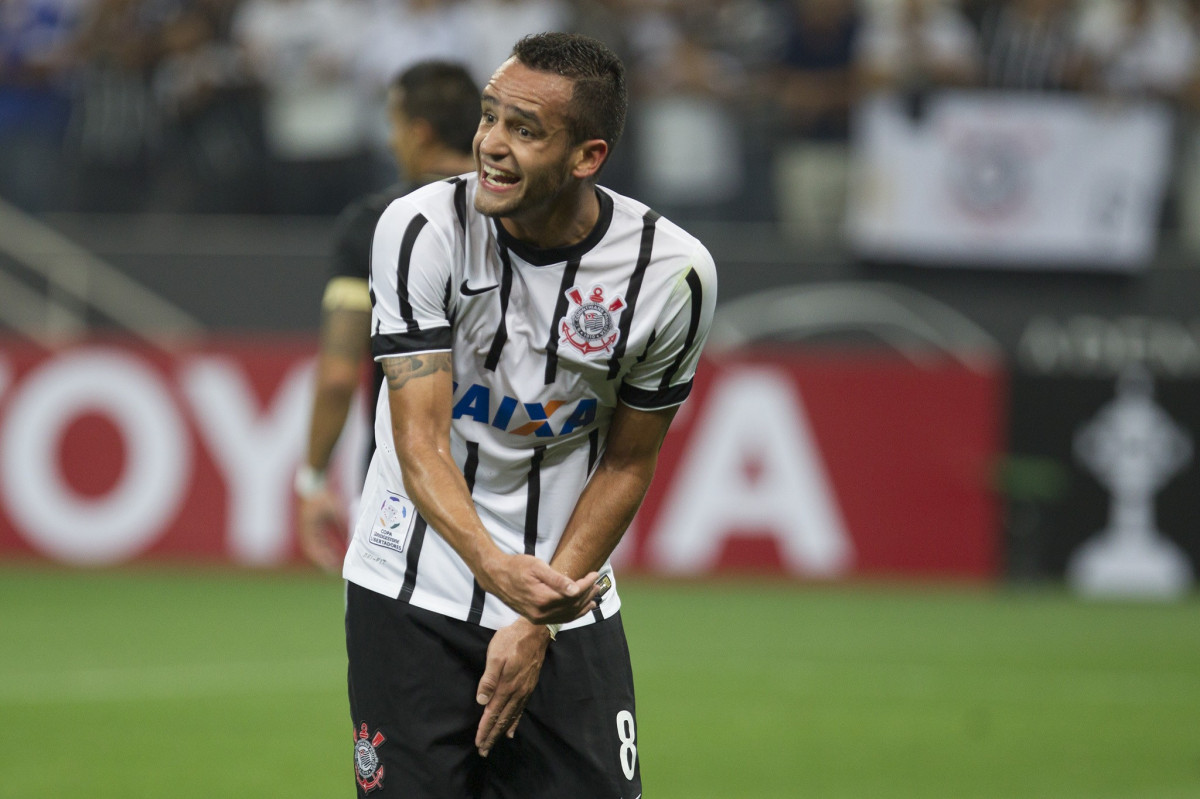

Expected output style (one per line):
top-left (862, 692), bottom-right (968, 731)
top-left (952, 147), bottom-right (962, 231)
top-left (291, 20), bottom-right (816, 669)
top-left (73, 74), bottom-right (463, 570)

top-left (331, 195), bottom-right (378, 281)
top-left (326, 192), bottom-right (393, 313)
top-left (370, 198), bottom-right (455, 359)
top-left (321, 276), bottom-right (371, 312)
top-left (618, 244), bottom-right (717, 410)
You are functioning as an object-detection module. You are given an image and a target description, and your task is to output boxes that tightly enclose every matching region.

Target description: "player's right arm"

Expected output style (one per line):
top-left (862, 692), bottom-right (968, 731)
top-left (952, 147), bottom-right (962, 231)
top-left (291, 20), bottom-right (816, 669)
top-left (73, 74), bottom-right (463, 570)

top-left (380, 352), bottom-right (598, 623)
top-left (369, 196), bottom-right (596, 623)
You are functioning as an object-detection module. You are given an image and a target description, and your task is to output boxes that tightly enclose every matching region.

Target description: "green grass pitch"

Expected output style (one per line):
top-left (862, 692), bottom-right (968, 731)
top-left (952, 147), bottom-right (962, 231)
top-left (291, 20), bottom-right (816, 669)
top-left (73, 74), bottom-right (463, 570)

top-left (1, 567), bottom-right (1197, 798)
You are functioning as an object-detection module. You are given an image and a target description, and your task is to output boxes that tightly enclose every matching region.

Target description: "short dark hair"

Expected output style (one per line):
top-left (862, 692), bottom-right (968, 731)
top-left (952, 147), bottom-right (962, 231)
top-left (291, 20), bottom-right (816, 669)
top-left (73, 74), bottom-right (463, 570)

top-left (511, 32), bottom-right (627, 154)
top-left (390, 61), bottom-right (480, 155)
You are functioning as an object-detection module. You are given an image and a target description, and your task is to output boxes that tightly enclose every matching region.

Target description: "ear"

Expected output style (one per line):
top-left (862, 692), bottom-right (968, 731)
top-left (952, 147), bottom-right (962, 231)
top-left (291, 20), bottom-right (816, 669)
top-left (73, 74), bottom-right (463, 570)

top-left (571, 139), bottom-right (609, 181)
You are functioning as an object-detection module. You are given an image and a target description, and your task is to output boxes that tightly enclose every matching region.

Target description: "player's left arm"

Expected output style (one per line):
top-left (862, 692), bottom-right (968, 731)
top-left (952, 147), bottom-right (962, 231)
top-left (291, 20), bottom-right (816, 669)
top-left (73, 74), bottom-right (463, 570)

top-left (546, 249), bottom-right (716, 577)
top-left (474, 400), bottom-right (676, 756)
top-left (552, 400), bottom-right (677, 574)
top-left (475, 249), bottom-right (716, 756)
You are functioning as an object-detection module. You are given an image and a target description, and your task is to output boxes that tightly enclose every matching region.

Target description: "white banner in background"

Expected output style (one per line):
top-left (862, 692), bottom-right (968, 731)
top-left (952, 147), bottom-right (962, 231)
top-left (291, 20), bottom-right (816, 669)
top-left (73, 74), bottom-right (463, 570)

top-left (847, 91), bottom-right (1173, 270)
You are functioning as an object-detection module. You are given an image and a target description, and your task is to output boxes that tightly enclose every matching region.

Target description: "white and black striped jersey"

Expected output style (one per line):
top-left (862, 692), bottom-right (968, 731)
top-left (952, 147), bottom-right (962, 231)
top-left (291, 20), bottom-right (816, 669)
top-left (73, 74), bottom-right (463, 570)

top-left (342, 173), bottom-right (717, 631)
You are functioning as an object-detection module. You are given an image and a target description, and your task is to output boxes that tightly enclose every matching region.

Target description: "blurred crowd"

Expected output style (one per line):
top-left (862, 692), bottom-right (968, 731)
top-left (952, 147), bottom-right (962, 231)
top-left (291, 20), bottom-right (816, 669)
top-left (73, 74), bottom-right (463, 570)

top-left (5, 0), bottom-right (1200, 226)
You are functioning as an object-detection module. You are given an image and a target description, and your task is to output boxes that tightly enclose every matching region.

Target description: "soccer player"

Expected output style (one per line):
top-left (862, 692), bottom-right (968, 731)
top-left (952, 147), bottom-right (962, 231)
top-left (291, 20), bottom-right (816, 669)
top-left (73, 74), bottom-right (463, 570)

top-left (343, 32), bottom-right (716, 797)
top-left (295, 61), bottom-right (479, 573)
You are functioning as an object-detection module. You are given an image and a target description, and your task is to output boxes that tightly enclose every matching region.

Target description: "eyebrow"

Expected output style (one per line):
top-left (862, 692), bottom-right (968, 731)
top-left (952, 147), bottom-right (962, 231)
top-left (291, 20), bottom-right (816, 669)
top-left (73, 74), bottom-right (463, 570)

top-left (481, 93), bottom-right (543, 127)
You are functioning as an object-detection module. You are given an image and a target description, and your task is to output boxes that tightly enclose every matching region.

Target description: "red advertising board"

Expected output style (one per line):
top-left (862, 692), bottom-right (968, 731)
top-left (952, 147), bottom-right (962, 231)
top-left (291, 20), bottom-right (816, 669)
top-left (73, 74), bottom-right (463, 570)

top-left (0, 338), bottom-right (1004, 579)
top-left (627, 350), bottom-right (1005, 579)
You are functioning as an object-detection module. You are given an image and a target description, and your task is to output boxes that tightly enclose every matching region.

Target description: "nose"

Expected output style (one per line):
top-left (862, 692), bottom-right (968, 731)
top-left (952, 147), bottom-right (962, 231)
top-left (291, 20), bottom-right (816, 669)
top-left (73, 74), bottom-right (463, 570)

top-left (476, 122), bottom-right (509, 159)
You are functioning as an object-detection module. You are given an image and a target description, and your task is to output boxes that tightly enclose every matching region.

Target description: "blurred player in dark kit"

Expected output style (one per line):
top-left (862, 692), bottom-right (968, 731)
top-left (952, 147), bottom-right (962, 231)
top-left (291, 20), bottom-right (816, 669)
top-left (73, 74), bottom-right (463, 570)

top-left (295, 60), bottom-right (479, 572)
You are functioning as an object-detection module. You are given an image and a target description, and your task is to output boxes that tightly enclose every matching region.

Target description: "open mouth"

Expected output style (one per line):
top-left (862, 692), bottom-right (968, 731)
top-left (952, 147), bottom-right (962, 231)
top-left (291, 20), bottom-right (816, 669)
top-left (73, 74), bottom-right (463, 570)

top-left (482, 164), bottom-right (520, 189)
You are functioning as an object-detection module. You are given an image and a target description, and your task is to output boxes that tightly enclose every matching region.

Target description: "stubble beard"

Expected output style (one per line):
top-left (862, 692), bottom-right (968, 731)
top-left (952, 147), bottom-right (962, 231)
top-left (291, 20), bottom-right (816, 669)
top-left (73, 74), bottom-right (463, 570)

top-left (474, 166), bottom-right (568, 226)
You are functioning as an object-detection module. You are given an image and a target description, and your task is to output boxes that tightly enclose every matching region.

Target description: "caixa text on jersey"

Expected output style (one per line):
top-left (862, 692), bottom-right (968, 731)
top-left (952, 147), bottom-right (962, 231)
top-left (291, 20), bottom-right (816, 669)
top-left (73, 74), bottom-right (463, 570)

top-left (451, 383), bottom-right (597, 438)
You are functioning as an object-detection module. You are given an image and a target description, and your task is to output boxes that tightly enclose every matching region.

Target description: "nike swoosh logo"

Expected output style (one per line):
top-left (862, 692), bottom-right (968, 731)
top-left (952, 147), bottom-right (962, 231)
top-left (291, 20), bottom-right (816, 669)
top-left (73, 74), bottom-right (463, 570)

top-left (460, 280), bottom-right (499, 296)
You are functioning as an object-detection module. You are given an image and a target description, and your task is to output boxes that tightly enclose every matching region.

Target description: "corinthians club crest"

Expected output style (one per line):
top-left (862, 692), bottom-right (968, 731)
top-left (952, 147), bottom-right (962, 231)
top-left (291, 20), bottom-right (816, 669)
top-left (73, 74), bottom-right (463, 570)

top-left (354, 723), bottom-right (386, 793)
top-left (561, 285), bottom-right (625, 355)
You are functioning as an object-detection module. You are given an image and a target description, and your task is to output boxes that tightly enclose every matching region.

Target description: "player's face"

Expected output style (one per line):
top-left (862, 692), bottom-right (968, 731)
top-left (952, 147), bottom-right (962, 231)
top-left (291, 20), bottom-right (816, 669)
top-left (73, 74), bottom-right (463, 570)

top-left (472, 59), bottom-right (587, 233)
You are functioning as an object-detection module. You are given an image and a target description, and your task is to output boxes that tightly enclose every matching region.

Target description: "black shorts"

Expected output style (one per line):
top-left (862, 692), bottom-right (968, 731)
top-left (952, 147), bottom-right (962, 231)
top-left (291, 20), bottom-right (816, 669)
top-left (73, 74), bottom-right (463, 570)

top-left (345, 581), bottom-right (643, 799)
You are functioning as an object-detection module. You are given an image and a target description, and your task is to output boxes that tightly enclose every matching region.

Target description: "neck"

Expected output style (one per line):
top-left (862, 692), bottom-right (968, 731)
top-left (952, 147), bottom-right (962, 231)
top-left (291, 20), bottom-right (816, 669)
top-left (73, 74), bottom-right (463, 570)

top-left (500, 183), bottom-right (599, 250)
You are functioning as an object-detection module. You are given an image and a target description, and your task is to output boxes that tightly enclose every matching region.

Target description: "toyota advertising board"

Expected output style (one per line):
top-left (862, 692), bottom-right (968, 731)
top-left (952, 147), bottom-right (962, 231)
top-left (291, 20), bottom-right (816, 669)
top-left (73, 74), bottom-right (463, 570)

top-left (0, 338), bottom-right (1005, 579)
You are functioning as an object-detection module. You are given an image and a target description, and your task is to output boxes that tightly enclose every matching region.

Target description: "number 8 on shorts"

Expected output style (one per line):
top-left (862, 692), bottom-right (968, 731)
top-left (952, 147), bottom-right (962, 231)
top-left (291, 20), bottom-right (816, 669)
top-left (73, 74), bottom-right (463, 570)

top-left (616, 709), bottom-right (637, 781)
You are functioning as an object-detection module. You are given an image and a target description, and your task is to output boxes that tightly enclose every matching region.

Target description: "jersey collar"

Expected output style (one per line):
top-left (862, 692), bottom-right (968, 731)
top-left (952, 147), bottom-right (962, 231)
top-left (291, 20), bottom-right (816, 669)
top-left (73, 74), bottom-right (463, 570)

top-left (493, 187), bottom-right (614, 266)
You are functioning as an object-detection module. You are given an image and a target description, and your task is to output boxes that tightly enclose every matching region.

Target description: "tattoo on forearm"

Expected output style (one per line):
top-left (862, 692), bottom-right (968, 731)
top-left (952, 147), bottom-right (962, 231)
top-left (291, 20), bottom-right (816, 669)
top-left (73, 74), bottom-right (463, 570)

top-left (382, 353), bottom-right (451, 391)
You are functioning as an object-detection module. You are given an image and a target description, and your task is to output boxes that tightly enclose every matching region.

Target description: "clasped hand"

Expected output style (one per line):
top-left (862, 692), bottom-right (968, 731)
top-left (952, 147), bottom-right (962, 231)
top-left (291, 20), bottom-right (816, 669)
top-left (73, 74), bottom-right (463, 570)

top-left (471, 555), bottom-right (601, 756)
top-left (484, 553), bottom-right (601, 625)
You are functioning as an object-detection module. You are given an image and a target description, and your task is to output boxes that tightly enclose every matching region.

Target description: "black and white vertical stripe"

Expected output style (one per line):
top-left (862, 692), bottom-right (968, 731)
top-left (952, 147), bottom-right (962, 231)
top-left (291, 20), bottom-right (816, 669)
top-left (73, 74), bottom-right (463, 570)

top-left (484, 245), bottom-right (514, 371)
top-left (450, 177), bottom-right (468, 232)
top-left (659, 268), bottom-right (704, 390)
top-left (523, 446), bottom-right (546, 555)
top-left (396, 214), bottom-right (429, 332)
top-left (543, 257), bottom-right (582, 385)
top-left (462, 442), bottom-right (487, 625)
top-left (399, 515), bottom-right (428, 603)
top-left (606, 210), bottom-right (659, 380)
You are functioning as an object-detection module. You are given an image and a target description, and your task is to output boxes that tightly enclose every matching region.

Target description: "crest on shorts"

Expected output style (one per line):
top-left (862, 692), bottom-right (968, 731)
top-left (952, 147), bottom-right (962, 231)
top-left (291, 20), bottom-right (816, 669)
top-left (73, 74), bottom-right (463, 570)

top-left (354, 722), bottom-right (386, 794)
top-left (561, 285), bottom-right (625, 355)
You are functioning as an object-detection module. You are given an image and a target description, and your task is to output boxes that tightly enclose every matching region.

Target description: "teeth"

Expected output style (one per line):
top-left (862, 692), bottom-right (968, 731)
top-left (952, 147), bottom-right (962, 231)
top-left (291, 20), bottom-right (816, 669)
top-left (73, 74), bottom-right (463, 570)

top-left (483, 165), bottom-right (516, 183)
